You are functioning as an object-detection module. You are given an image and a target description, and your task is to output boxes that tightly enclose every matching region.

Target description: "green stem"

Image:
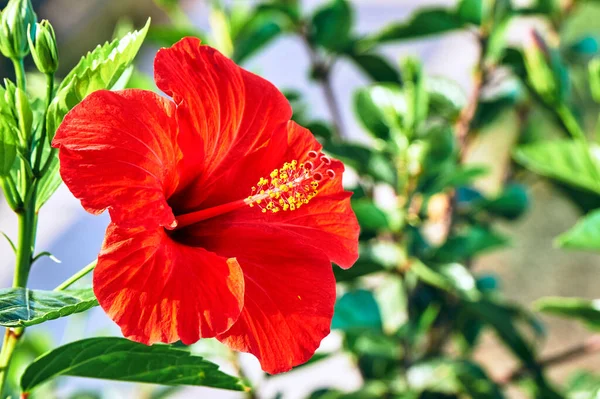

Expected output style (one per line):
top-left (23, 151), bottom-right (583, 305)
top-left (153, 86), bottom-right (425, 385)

top-left (54, 260), bottom-right (97, 291)
top-left (33, 74), bottom-right (54, 175)
top-left (556, 104), bottom-right (586, 142)
top-left (0, 205), bottom-right (37, 395)
top-left (11, 58), bottom-right (26, 90)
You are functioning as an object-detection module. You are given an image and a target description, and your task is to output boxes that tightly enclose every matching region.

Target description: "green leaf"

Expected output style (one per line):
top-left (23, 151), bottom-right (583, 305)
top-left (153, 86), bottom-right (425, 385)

top-left (435, 226), bottom-right (509, 262)
top-left (0, 288), bottom-right (97, 328)
top-left (0, 118), bottom-right (17, 175)
top-left (457, 0), bottom-right (484, 25)
top-left (21, 337), bottom-right (246, 393)
top-left (534, 296), bottom-right (600, 331)
top-left (34, 146), bottom-right (60, 210)
top-left (147, 25), bottom-right (205, 47)
top-left (233, 20), bottom-right (281, 64)
top-left (369, 9), bottom-right (465, 44)
top-left (411, 261), bottom-right (480, 301)
top-left (407, 358), bottom-right (504, 398)
top-left (353, 83), bottom-right (404, 140)
top-left (556, 209), bottom-right (600, 250)
top-left (46, 19), bottom-right (151, 142)
top-left (232, 6), bottom-right (292, 64)
top-left (352, 199), bottom-right (389, 231)
top-left (465, 299), bottom-right (538, 368)
top-left (324, 142), bottom-right (396, 184)
top-left (375, 274), bottom-right (407, 334)
top-left (426, 76), bottom-right (467, 121)
top-left (332, 289), bottom-right (382, 331)
top-left (478, 183), bottom-right (529, 220)
top-left (347, 53), bottom-right (400, 83)
top-left (564, 371), bottom-right (600, 399)
top-left (514, 139), bottom-right (600, 194)
top-left (310, 0), bottom-right (352, 51)
top-left (334, 242), bottom-right (403, 282)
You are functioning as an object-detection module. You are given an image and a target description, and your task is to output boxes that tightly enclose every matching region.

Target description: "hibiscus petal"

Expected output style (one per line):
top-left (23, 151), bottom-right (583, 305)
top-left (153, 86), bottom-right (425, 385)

top-left (184, 121), bottom-right (359, 269)
top-left (197, 226), bottom-right (335, 374)
top-left (52, 89), bottom-right (180, 229)
top-left (94, 223), bottom-right (244, 345)
top-left (153, 37), bottom-right (292, 210)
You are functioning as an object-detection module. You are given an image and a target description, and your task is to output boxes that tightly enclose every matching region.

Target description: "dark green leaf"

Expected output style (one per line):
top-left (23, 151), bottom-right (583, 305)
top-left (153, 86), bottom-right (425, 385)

top-left (233, 16), bottom-right (283, 64)
top-left (310, 0), bottom-right (352, 51)
top-left (369, 9), bottom-right (465, 44)
top-left (478, 183), bottom-right (529, 220)
top-left (21, 337), bottom-right (246, 393)
top-left (465, 299), bottom-right (538, 368)
top-left (534, 296), bottom-right (600, 331)
top-left (347, 53), bottom-right (401, 83)
top-left (352, 199), bottom-right (389, 231)
top-left (0, 288), bottom-right (97, 328)
top-left (457, 0), bottom-right (484, 25)
top-left (332, 290), bottom-right (382, 331)
top-left (556, 209), bottom-right (600, 250)
top-left (47, 19), bottom-right (150, 142)
top-left (514, 140), bottom-right (600, 195)
top-left (435, 226), bottom-right (509, 262)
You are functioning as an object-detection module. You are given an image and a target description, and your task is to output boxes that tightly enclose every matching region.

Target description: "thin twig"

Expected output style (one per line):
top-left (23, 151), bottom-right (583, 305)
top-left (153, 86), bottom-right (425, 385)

top-left (298, 28), bottom-right (345, 141)
top-left (498, 335), bottom-right (600, 385)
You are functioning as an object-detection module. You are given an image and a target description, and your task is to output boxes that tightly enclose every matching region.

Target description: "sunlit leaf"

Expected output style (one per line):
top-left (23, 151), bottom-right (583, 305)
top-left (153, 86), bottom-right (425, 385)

top-left (556, 209), bottom-right (600, 250)
top-left (0, 288), bottom-right (97, 328)
top-left (514, 139), bottom-right (600, 195)
top-left (534, 296), bottom-right (600, 331)
top-left (46, 19), bottom-right (150, 142)
top-left (21, 337), bottom-right (246, 393)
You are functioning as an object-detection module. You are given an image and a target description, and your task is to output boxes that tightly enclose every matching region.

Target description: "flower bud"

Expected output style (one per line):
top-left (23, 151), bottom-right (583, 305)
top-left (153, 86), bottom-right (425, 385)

top-left (28, 20), bottom-right (58, 74)
top-left (524, 29), bottom-right (569, 105)
top-left (0, 0), bottom-right (37, 59)
top-left (589, 58), bottom-right (600, 104)
top-left (15, 86), bottom-right (32, 140)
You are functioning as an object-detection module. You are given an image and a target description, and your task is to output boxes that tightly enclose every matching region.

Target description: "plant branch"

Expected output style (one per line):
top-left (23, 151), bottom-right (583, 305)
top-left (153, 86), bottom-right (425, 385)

top-left (54, 260), bottom-right (97, 291)
top-left (498, 335), bottom-right (600, 385)
top-left (299, 30), bottom-right (345, 141)
top-left (11, 58), bottom-right (26, 90)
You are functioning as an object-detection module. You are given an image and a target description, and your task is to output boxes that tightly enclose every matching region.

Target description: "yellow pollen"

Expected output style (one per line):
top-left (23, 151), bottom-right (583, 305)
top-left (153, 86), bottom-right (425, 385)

top-left (245, 156), bottom-right (333, 214)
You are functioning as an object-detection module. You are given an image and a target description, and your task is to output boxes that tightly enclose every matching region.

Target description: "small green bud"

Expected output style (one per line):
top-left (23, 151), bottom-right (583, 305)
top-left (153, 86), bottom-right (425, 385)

top-left (524, 29), bottom-right (569, 105)
top-left (15, 86), bottom-right (32, 140)
top-left (589, 58), bottom-right (600, 104)
top-left (28, 20), bottom-right (58, 74)
top-left (0, 0), bottom-right (37, 59)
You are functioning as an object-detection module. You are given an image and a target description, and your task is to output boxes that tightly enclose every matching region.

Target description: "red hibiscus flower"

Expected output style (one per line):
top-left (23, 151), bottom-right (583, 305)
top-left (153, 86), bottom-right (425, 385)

top-left (52, 37), bottom-right (359, 374)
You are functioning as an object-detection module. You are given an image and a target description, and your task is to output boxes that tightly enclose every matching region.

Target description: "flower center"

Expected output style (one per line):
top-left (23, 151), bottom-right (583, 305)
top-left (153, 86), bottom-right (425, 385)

top-left (174, 150), bottom-right (335, 229)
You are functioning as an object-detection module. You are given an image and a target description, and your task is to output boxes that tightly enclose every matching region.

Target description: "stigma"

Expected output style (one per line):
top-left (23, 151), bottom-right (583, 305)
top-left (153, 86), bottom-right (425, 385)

top-left (245, 150), bottom-right (336, 214)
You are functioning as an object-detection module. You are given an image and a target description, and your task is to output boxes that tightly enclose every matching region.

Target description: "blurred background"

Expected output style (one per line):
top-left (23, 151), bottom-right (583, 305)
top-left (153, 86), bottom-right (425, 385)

top-left (2, 0), bottom-right (600, 398)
